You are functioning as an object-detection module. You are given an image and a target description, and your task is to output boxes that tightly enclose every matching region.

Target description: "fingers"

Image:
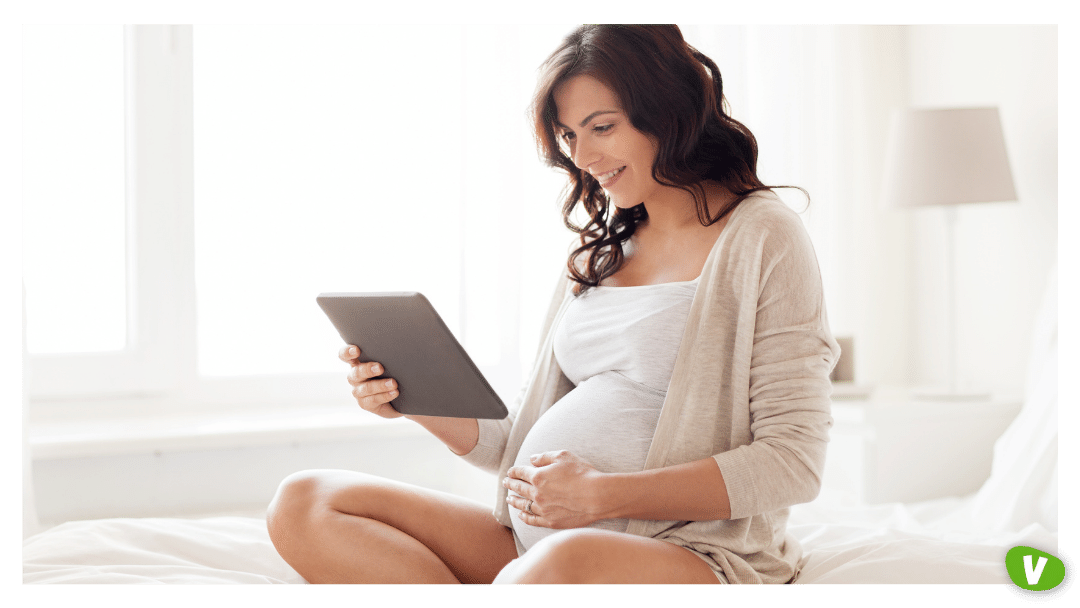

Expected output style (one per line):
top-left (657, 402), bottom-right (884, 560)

top-left (516, 510), bottom-right (545, 528)
top-left (505, 492), bottom-right (539, 514)
top-left (502, 473), bottom-right (535, 498)
top-left (338, 345), bottom-right (384, 375)
top-left (529, 450), bottom-right (566, 466)
top-left (506, 457), bottom-right (551, 485)
top-left (351, 376), bottom-right (399, 411)
top-left (346, 361), bottom-right (386, 386)
top-left (347, 364), bottom-right (397, 410)
top-left (338, 345), bottom-right (360, 363)
top-left (505, 466), bottom-right (530, 485)
top-left (338, 346), bottom-right (402, 418)
top-left (505, 492), bottom-right (560, 529)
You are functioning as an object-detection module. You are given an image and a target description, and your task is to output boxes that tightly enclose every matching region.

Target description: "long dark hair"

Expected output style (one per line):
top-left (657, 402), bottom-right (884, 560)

top-left (531, 25), bottom-right (788, 292)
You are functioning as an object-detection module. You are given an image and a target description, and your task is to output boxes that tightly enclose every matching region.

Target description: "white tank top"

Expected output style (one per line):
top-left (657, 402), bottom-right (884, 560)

top-left (510, 277), bottom-right (698, 550)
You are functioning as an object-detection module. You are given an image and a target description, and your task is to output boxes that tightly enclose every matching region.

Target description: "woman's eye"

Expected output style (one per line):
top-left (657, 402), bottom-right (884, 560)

top-left (593, 124), bottom-right (613, 134)
top-left (560, 131), bottom-right (576, 142)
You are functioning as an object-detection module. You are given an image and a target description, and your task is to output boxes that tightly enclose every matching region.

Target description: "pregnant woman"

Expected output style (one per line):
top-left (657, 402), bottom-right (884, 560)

top-left (266, 24), bottom-right (839, 584)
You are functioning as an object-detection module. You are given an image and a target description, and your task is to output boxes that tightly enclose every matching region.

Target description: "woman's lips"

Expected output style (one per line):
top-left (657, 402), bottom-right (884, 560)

top-left (596, 166), bottom-right (626, 188)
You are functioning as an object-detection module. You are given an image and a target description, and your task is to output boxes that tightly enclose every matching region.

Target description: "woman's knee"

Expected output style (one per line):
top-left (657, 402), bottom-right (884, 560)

top-left (494, 529), bottom-right (606, 584)
top-left (266, 469), bottom-right (355, 548)
top-left (268, 470), bottom-right (319, 519)
top-left (267, 471), bottom-right (316, 545)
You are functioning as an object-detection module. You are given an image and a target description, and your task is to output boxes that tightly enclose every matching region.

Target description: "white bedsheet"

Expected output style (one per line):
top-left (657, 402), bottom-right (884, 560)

top-left (23, 501), bottom-right (1055, 584)
top-left (23, 516), bottom-right (306, 584)
top-left (789, 498), bottom-right (1056, 584)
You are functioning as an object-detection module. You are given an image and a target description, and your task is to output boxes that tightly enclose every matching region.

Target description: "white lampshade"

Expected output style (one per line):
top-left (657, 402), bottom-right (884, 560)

top-left (882, 107), bottom-right (1018, 208)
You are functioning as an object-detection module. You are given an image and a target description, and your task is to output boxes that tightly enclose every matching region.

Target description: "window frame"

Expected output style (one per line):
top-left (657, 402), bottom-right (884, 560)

top-left (28, 25), bottom-right (195, 403)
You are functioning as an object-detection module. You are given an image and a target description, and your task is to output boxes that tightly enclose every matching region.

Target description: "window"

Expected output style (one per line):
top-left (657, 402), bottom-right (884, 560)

top-left (24, 25), bottom-right (190, 401)
top-left (23, 25), bottom-right (127, 356)
top-left (25, 24), bottom-right (574, 413)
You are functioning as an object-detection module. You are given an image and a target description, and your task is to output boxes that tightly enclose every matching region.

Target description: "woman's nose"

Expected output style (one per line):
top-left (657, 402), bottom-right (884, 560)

top-left (571, 138), bottom-right (599, 171)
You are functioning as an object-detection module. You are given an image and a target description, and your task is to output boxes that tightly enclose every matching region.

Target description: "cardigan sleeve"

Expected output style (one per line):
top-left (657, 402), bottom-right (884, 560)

top-left (710, 205), bottom-right (840, 519)
top-left (456, 411), bottom-right (514, 474)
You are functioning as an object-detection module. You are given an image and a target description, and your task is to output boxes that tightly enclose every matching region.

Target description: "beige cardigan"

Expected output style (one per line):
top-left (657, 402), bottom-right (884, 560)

top-left (460, 191), bottom-right (840, 584)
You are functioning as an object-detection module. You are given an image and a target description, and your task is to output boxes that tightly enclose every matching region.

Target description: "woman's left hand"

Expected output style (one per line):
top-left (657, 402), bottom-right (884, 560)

top-left (503, 450), bottom-right (608, 529)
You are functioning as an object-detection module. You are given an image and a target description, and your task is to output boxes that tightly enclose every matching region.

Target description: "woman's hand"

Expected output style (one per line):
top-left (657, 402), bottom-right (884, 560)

top-left (340, 345), bottom-right (403, 419)
top-left (503, 451), bottom-right (607, 529)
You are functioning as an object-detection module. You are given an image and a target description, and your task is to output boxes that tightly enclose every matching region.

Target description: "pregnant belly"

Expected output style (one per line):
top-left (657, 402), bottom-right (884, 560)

top-left (509, 372), bottom-right (665, 551)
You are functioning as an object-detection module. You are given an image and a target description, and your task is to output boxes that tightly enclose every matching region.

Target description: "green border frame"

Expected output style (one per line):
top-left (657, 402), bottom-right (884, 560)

top-left (8, 1), bottom-right (1071, 608)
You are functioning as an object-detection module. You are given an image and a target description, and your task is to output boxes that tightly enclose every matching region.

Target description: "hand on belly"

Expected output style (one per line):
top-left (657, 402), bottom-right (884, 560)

top-left (503, 450), bottom-right (607, 530)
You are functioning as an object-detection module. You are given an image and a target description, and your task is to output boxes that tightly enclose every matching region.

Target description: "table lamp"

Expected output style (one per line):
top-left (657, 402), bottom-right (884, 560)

top-left (881, 107), bottom-right (1018, 400)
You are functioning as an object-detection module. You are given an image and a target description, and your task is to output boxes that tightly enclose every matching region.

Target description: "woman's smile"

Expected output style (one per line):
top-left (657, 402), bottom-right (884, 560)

top-left (595, 166), bottom-right (626, 189)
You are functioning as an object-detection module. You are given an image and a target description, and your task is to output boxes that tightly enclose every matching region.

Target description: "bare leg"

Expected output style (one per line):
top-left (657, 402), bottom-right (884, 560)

top-left (266, 469), bottom-right (518, 584)
top-left (493, 528), bottom-right (723, 584)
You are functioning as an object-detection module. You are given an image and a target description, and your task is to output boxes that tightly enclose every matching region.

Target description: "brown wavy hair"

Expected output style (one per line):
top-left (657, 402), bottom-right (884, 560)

top-left (531, 25), bottom-right (795, 293)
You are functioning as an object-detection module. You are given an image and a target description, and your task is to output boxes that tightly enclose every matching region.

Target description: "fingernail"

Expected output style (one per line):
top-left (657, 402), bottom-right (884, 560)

top-left (350, 347), bottom-right (357, 355)
top-left (385, 379), bottom-right (394, 388)
top-left (372, 364), bottom-right (381, 374)
top-left (389, 390), bottom-right (398, 397)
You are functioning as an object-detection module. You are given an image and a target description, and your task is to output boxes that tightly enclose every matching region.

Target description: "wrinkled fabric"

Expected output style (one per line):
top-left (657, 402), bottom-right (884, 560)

top-left (24, 516), bottom-right (306, 584)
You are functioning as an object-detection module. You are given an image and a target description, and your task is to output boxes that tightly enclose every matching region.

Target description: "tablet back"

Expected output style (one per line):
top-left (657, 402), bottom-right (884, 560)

top-left (316, 292), bottom-right (508, 419)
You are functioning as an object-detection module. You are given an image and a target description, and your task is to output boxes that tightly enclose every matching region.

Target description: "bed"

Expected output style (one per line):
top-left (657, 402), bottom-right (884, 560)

top-left (20, 497), bottom-right (1056, 585)
top-left (23, 270), bottom-right (1058, 585)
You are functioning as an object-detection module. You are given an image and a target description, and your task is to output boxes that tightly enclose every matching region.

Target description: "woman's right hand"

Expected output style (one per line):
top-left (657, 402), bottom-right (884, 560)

top-left (340, 345), bottom-right (403, 419)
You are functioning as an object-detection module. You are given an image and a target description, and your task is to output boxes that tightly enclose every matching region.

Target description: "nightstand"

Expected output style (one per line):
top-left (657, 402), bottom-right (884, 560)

top-left (818, 388), bottom-right (1022, 506)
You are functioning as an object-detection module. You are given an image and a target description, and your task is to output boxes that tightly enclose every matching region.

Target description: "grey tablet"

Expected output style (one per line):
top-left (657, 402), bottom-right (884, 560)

top-left (316, 292), bottom-right (508, 419)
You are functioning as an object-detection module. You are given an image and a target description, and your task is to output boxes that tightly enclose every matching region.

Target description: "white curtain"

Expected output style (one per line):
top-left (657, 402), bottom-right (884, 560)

top-left (967, 265), bottom-right (1057, 533)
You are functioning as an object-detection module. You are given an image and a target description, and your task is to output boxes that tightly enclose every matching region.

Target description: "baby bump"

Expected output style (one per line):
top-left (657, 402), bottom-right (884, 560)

top-left (510, 372), bottom-right (666, 550)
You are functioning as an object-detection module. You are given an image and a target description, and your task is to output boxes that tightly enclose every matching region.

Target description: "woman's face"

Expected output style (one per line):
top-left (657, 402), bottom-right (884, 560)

top-left (552, 74), bottom-right (661, 210)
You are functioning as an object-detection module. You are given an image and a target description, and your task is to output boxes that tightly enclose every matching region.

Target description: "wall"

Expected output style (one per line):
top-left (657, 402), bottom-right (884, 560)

top-left (32, 424), bottom-right (496, 527)
top-left (905, 26), bottom-right (1057, 397)
top-left (830, 26), bottom-right (913, 391)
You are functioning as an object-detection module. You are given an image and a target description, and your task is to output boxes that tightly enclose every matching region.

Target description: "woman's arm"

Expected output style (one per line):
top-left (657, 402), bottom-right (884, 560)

top-left (504, 451), bottom-right (730, 528)
top-left (707, 206), bottom-right (839, 519)
top-left (405, 415), bottom-right (479, 456)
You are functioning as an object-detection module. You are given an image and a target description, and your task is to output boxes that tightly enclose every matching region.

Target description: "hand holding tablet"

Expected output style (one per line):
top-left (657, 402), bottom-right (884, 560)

top-left (340, 345), bottom-right (404, 419)
top-left (317, 292), bottom-right (508, 419)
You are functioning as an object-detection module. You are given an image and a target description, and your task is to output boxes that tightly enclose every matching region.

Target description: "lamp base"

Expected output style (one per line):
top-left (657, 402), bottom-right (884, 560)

top-left (910, 386), bottom-right (992, 402)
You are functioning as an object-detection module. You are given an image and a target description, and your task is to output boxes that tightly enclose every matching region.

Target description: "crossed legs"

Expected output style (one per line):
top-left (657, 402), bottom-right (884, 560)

top-left (266, 469), bottom-right (722, 584)
top-left (266, 469), bottom-right (518, 583)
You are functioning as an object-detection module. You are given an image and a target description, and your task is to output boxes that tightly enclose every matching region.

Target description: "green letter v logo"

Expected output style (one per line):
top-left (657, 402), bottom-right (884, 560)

top-left (1006, 546), bottom-right (1065, 591)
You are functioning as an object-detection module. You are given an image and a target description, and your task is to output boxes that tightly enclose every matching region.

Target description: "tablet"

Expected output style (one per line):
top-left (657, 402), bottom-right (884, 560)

top-left (316, 292), bottom-right (508, 419)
